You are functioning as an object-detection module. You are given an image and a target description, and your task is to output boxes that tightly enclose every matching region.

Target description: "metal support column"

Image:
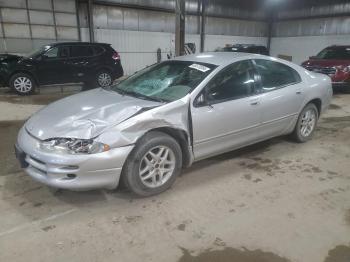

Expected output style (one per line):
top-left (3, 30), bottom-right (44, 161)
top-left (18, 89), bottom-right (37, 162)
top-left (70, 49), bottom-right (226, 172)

top-left (175, 0), bottom-right (185, 56)
top-left (75, 0), bottom-right (82, 41)
top-left (199, 0), bottom-right (206, 53)
top-left (87, 0), bottom-right (95, 42)
top-left (266, 11), bottom-right (273, 55)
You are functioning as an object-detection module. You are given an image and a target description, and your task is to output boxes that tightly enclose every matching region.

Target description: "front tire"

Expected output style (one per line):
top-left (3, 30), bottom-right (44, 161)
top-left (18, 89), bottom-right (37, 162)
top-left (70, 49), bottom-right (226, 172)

top-left (9, 73), bottom-right (36, 95)
top-left (291, 103), bottom-right (319, 143)
top-left (121, 131), bottom-right (182, 197)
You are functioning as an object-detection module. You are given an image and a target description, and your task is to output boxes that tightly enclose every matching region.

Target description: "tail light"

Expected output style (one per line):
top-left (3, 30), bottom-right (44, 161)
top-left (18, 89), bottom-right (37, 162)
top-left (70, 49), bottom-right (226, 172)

top-left (112, 52), bottom-right (120, 60)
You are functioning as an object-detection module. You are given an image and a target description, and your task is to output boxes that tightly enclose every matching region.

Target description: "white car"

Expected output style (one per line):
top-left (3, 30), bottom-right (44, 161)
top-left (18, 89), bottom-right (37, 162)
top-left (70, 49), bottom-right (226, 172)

top-left (15, 52), bottom-right (333, 196)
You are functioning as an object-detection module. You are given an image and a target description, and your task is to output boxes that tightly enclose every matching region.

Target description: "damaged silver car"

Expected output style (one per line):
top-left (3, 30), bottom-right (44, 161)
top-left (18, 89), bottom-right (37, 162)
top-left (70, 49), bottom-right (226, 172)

top-left (15, 52), bottom-right (332, 196)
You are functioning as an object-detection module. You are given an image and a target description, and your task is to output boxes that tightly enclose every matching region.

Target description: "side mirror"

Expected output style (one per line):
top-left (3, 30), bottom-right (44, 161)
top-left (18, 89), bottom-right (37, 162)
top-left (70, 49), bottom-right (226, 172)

top-left (37, 54), bottom-right (47, 61)
top-left (309, 56), bottom-right (316, 59)
top-left (196, 93), bottom-right (206, 106)
top-left (34, 55), bottom-right (42, 61)
top-left (194, 91), bottom-right (212, 107)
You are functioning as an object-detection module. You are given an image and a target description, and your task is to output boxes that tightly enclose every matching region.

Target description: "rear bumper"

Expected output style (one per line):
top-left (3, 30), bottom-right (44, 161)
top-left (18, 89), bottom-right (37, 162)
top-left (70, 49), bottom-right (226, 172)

top-left (15, 126), bottom-right (134, 191)
top-left (112, 66), bottom-right (123, 79)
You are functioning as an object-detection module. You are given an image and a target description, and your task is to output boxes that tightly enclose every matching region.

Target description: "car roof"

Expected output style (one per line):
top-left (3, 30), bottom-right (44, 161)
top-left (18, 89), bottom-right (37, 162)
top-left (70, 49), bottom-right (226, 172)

top-left (326, 45), bottom-right (350, 49)
top-left (50, 42), bottom-right (110, 46)
top-left (173, 52), bottom-right (266, 66)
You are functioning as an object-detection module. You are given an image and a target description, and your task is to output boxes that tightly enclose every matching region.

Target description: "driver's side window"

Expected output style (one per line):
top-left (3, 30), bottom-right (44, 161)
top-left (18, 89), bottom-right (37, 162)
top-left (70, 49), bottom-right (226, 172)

top-left (205, 60), bottom-right (255, 104)
top-left (44, 47), bottom-right (59, 58)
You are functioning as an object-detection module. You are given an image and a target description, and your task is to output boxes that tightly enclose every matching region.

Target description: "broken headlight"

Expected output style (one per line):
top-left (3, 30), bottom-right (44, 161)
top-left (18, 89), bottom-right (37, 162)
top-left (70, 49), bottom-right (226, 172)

top-left (40, 138), bottom-right (110, 154)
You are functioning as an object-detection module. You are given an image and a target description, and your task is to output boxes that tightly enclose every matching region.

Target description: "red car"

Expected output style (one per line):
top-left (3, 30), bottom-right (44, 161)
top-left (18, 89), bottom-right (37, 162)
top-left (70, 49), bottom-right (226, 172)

top-left (302, 45), bottom-right (350, 90)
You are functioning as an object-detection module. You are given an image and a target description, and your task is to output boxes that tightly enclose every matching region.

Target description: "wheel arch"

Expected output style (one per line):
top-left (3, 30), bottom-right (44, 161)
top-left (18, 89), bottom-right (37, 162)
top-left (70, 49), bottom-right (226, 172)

top-left (144, 127), bottom-right (193, 168)
top-left (8, 70), bottom-right (38, 86)
top-left (307, 98), bottom-right (322, 117)
top-left (96, 66), bottom-right (112, 75)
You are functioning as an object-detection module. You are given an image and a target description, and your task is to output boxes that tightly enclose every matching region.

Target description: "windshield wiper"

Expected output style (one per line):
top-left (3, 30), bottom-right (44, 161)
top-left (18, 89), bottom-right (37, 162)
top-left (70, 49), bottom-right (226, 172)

top-left (113, 87), bottom-right (168, 103)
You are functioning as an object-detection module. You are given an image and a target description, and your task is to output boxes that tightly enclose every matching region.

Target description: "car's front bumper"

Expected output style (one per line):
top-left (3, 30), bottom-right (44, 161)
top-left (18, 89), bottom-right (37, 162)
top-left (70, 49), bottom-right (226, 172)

top-left (332, 82), bottom-right (350, 89)
top-left (15, 127), bottom-right (134, 191)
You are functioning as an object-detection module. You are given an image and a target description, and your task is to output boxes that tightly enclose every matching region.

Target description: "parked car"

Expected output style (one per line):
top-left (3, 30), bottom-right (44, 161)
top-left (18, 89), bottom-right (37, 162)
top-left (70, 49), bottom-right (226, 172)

top-left (0, 42), bottom-right (123, 95)
top-left (15, 52), bottom-right (332, 196)
top-left (217, 44), bottom-right (269, 55)
top-left (301, 45), bottom-right (350, 90)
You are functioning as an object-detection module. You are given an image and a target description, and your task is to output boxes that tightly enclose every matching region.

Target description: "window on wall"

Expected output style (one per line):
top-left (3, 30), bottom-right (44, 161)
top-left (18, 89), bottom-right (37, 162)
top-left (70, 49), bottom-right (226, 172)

top-left (205, 60), bottom-right (255, 103)
top-left (254, 59), bottom-right (301, 91)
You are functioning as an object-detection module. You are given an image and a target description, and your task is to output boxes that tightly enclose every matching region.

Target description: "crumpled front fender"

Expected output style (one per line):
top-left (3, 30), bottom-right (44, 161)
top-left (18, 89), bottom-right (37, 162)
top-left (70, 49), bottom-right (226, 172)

top-left (97, 95), bottom-right (193, 164)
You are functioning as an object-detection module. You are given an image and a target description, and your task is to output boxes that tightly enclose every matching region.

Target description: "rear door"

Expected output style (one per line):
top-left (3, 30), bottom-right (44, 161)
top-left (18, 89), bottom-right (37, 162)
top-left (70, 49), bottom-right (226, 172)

top-left (191, 60), bottom-right (263, 160)
top-left (65, 45), bottom-right (96, 83)
top-left (253, 59), bottom-right (305, 137)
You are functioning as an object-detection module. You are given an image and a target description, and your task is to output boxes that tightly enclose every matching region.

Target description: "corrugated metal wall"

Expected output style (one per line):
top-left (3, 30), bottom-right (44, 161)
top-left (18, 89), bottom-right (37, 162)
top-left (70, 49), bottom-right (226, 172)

top-left (79, 3), bottom-right (267, 74)
top-left (0, 0), bottom-right (79, 54)
top-left (273, 17), bottom-right (350, 37)
top-left (271, 2), bottom-right (350, 65)
top-left (276, 2), bottom-right (350, 20)
top-left (93, 0), bottom-right (267, 20)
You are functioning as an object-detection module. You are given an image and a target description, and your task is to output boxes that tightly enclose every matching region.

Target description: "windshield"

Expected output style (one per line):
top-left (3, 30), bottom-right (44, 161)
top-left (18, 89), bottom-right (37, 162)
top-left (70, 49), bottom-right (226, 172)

top-left (26, 45), bottom-right (51, 58)
top-left (110, 61), bottom-right (217, 102)
top-left (316, 47), bottom-right (350, 60)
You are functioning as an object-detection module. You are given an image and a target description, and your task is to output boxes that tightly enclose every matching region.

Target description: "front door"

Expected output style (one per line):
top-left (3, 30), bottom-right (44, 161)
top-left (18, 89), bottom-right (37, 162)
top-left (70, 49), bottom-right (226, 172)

top-left (191, 60), bottom-right (262, 160)
top-left (36, 46), bottom-right (70, 85)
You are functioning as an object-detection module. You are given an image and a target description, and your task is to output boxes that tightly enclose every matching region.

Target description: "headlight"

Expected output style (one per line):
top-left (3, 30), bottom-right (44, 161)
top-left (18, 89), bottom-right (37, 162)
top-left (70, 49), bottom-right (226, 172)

top-left (335, 65), bottom-right (350, 73)
top-left (40, 138), bottom-right (110, 154)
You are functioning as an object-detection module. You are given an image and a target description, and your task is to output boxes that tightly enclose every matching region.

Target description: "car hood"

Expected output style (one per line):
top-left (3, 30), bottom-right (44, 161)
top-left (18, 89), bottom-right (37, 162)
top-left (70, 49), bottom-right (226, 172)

top-left (0, 54), bottom-right (22, 63)
top-left (302, 59), bottom-right (350, 67)
top-left (25, 88), bottom-right (162, 140)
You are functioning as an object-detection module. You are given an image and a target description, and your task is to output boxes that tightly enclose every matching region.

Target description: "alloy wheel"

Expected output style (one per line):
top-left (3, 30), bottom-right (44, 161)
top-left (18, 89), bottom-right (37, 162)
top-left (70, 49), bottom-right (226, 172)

top-left (13, 76), bottom-right (32, 93)
top-left (98, 73), bottom-right (112, 87)
top-left (300, 108), bottom-right (317, 137)
top-left (139, 146), bottom-right (176, 188)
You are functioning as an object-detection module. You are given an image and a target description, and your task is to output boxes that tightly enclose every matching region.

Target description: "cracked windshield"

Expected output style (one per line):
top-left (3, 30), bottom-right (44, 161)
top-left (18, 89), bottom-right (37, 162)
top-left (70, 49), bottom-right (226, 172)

top-left (111, 61), bottom-right (217, 102)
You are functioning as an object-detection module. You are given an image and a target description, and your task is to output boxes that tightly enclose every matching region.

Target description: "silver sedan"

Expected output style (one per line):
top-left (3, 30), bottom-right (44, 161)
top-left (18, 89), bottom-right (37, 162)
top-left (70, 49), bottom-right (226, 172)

top-left (15, 52), bottom-right (332, 196)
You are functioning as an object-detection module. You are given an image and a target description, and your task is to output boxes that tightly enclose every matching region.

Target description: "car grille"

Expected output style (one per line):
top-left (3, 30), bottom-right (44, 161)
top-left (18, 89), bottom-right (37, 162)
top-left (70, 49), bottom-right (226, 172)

top-left (304, 65), bottom-right (336, 75)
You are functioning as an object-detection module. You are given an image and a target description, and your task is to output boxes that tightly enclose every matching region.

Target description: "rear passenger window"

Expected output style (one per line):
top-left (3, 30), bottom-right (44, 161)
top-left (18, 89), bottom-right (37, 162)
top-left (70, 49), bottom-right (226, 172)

top-left (254, 59), bottom-right (301, 91)
top-left (92, 46), bottom-right (104, 55)
top-left (70, 46), bottom-right (94, 57)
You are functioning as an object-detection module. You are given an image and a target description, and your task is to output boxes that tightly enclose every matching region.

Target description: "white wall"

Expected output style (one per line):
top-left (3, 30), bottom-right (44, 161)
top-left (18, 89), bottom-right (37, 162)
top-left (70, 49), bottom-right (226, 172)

top-left (270, 35), bottom-right (350, 65)
top-left (81, 27), bottom-right (268, 75)
top-left (82, 28), bottom-right (174, 75)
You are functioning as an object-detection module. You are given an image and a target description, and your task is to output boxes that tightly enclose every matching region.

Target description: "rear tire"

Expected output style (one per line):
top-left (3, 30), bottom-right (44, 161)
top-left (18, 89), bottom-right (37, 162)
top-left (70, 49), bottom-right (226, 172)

top-left (121, 131), bottom-right (182, 197)
top-left (96, 70), bottom-right (112, 88)
top-left (291, 103), bottom-right (319, 143)
top-left (9, 73), bottom-right (36, 95)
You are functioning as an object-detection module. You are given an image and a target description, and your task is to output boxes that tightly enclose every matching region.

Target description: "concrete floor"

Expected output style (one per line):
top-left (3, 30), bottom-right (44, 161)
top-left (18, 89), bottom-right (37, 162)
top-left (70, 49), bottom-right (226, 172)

top-left (0, 90), bottom-right (349, 262)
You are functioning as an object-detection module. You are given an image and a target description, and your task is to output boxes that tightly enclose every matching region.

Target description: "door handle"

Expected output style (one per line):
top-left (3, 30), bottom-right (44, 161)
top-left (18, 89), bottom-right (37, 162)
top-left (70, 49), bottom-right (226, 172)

top-left (296, 90), bottom-right (302, 95)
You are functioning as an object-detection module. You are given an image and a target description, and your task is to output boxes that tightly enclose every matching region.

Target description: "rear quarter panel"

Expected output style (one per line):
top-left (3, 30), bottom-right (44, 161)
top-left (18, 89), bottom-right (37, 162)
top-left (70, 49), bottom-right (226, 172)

top-left (302, 70), bottom-right (333, 114)
top-left (276, 58), bottom-right (332, 116)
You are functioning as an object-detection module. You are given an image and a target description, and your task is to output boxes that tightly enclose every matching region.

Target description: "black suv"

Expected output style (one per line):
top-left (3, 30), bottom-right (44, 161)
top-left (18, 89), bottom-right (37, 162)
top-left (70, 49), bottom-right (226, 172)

top-left (0, 42), bottom-right (123, 95)
top-left (217, 44), bottom-right (269, 55)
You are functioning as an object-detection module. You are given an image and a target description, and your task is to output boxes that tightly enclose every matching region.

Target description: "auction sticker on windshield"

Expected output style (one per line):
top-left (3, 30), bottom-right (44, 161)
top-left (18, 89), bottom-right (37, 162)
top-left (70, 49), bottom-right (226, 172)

top-left (189, 63), bottom-right (210, 72)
